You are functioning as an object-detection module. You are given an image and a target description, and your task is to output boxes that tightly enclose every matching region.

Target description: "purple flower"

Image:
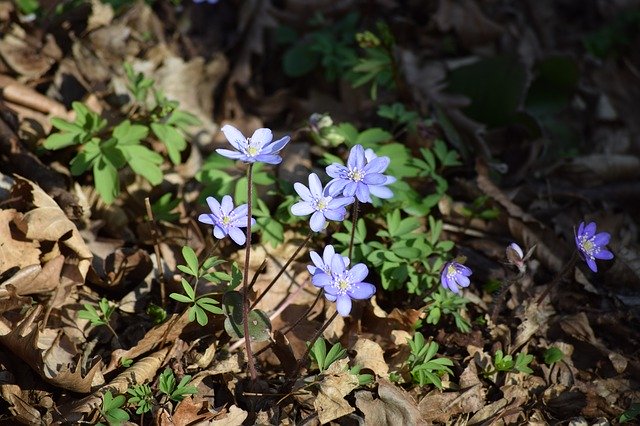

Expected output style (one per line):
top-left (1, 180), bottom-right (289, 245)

top-left (311, 253), bottom-right (376, 316)
top-left (441, 261), bottom-right (472, 293)
top-left (198, 195), bottom-right (255, 245)
top-left (325, 145), bottom-right (395, 203)
top-left (575, 222), bottom-right (614, 272)
top-left (291, 173), bottom-right (354, 232)
top-left (216, 125), bottom-right (290, 165)
top-left (307, 245), bottom-right (350, 276)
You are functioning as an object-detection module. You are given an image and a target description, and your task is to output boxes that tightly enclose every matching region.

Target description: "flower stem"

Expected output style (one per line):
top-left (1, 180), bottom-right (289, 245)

top-left (536, 251), bottom-right (579, 305)
top-left (348, 200), bottom-right (359, 261)
top-left (490, 271), bottom-right (525, 323)
top-left (250, 231), bottom-right (313, 310)
top-left (296, 310), bottom-right (339, 372)
top-left (242, 163), bottom-right (258, 381)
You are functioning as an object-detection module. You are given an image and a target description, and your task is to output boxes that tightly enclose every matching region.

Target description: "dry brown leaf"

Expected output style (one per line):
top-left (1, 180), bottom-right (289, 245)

top-left (352, 338), bottom-right (389, 377)
top-left (0, 306), bottom-right (102, 393)
top-left (105, 311), bottom-right (190, 373)
top-left (0, 25), bottom-right (61, 78)
top-left (512, 299), bottom-right (554, 352)
top-left (355, 378), bottom-right (424, 426)
top-left (209, 404), bottom-right (248, 425)
top-left (0, 209), bottom-right (41, 274)
top-left (0, 383), bottom-right (49, 425)
top-left (88, 247), bottom-right (152, 290)
top-left (433, 0), bottom-right (504, 49)
top-left (160, 396), bottom-right (215, 426)
top-left (57, 347), bottom-right (170, 423)
top-left (314, 358), bottom-right (359, 424)
top-left (12, 176), bottom-right (92, 281)
top-left (87, 0), bottom-right (114, 32)
top-left (1, 255), bottom-right (63, 296)
top-left (558, 154), bottom-right (640, 185)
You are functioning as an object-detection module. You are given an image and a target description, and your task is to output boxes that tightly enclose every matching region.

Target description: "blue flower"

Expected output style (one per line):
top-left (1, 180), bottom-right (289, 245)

top-left (311, 253), bottom-right (376, 316)
top-left (325, 144), bottom-right (395, 203)
top-left (216, 125), bottom-right (290, 165)
top-left (307, 245), bottom-right (350, 276)
top-left (441, 261), bottom-right (472, 293)
top-left (198, 195), bottom-right (255, 245)
top-left (291, 173), bottom-right (354, 232)
top-left (575, 222), bottom-right (614, 272)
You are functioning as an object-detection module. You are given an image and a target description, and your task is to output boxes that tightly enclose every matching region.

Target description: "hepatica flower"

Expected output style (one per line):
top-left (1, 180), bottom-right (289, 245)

top-left (307, 245), bottom-right (350, 276)
top-left (441, 260), bottom-right (473, 293)
top-left (575, 221), bottom-right (614, 272)
top-left (326, 144), bottom-right (395, 203)
top-left (198, 195), bottom-right (255, 245)
top-left (216, 124), bottom-right (290, 165)
top-left (312, 253), bottom-right (376, 316)
top-left (291, 173), bottom-right (354, 232)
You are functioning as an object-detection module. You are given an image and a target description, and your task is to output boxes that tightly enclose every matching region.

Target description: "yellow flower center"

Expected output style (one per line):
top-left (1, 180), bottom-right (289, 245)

top-left (582, 239), bottom-right (594, 254)
top-left (246, 146), bottom-right (259, 156)
top-left (315, 198), bottom-right (328, 211)
top-left (337, 278), bottom-right (350, 291)
top-left (221, 215), bottom-right (231, 225)
top-left (349, 168), bottom-right (364, 182)
top-left (447, 264), bottom-right (457, 277)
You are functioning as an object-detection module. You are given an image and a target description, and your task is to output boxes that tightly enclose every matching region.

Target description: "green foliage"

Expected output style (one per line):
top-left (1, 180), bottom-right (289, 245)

top-left (170, 246), bottom-right (225, 326)
top-left (145, 303), bottom-right (167, 324)
top-left (424, 288), bottom-right (471, 333)
top-left (492, 350), bottom-right (534, 375)
top-left (543, 347), bottom-right (564, 365)
top-left (349, 364), bottom-right (374, 386)
top-left (620, 402), bottom-right (640, 424)
top-left (127, 383), bottom-right (154, 415)
top-left (78, 298), bottom-right (115, 327)
top-left (151, 193), bottom-right (181, 222)
top-left (222, 291), bottom-right (272, 342)
top-left (158, 368), bottom-right (198, 402)
top-left (100, 391), bottom-right (130, 425)
top-left (350, 21), bottom-right (396, 99)
top-left (584, 10), bottom-right (640, 59)
top-left (407, 333), bottom-right (453, 389)
top-left (309, 338), bottom-right (347, 373)
top-left (119, 357), bottom-right (133, 368)
top-left (377, 103), bottom-right (419, 132)
top-left (460, 195), bottom-right (500, 221)
top-left (44, 64), bottom-right (199, 203)
top-left (15, 0), bottom-right (40, 15)
top-left (278, 13), bottom-right (359, 81)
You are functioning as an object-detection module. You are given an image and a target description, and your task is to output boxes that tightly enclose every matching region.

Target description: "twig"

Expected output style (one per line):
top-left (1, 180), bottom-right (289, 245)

top-left (348, 200), bottom-right (359, 261)
top-left (242, 164), bottom-right (258, 381)
top-left (250, 231), bottom-right (313, 310)
top-left (145, 197), bottom-right (166, 306)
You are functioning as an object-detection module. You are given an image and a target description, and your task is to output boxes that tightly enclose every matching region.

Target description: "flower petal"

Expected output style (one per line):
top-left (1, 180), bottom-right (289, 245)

top-left (355, 183), bottom-right (371, 203)
top-left (324, 293), bottom-right (337, 302)
top-left (348, 282), bottom-right (376, 299)
top-left (585, 257), bottom-right (598, 272)
top-left (323, 245), bottom-right (336, 266)
top-left (294, 182), bottom-right (313, 201)
top-left (336, 295), bottom-right (352, 316)
top-left (310, 211), bottom-right (326, 232)
top-left (362, 173), bottom-right (386, 185)
top-left (348, 263), bottom-right (369, 283)
top-left (456, 264), bottom-right (473, 277)
top-left (253, 154), bottom-right (282, 164)
top-left (593, 232), bottom-right (611, 246)
top-left (232, 204), bottom-right (248, 219)
top-left (308, 173), bottom-right (323, 198)
top-left (583, 222), bottom-right (597, 239)
top-left (216, 148), bottom-right (246, 160)
top-left (595, 249), bottom-right (614, 260)
top-left (347, 145), bottom-right (365, 170)
top-left (312, 273), bottom-right (332, 288)
top-left (325, 178), bottom-right (348, 196)
top-left (328, 196), bottom-right (354, 209)
top-left (198, 213), bottom-right (215, 225)
top-left (310, 251), bottom-right (324, 269)
top-left (291, 201), bottom-right (315, 216)
top-left (369, 185), bottom-right (393, 199)
top-left (213, 226), bottom-right (226, 240)
top-left (221, 125), bottom-right (247, 150)
top-left (205, 196), bottom-right (222, 217)
top-left (323, 207), bottom-right (345, 221)
top-left (363, 156), bottom-right (390, 174)
top-left (250, 128), bottom-right (273, 148)
top-left (220, 195), bottom-right (234, 215)
top-left (454, 274), bottom-right (470, 288)
top-left (326, 164), bottom-right (348, 179)
top-left (330, 253), bottom-right (346, 275)
top-left (343, 181), bottom-right (358, 197)
top-left (262, 136), bottom-right (290, 154)
top-left (228, 227), bottom-right (246, 245)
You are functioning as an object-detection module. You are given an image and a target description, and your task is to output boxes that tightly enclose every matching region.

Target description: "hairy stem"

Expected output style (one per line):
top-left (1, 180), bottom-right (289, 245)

top-left (536, 251), bottom-right (579, 305)
top-left (144, 197), bottom-right (166, 306)
top-left (296, 311), bottom-right (339, 372)
top-left (242, 163), bottom-right (258, 381)
top-left (251, 231), bottom-right (313, 310)
top-left (348, 200), bottom-right (359, 261)
top-left (490, 270), bottom-right (525, 323)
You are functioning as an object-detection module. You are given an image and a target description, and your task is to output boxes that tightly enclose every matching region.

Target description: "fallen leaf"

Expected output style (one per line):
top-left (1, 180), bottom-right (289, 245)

top-left (0, 255), bottom-right (63, 296)
top-left (209, 404), bottom-right (248, 425)
top-left (355, 378), bottom-right (424, 426)
top-left (352, 338), bottom-right (389, 377)
top-left (0, 209), bottom-right (41, 274)
top-left (433, 0), bottom-right (504, 49)
top-left (314, 358), bottom-right (359, 424)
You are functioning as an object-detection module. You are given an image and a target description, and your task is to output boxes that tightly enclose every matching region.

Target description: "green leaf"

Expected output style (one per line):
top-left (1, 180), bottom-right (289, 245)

top-left (543, 347), bottom-right (564, 365)
top-left (113, 120), bottom-right (149, 145)
top-left (180, 278), bottom-right (196, 301)
top-left (169, 293), bottom-right (192, 304)
top-left (151, 122), bottom-right (186, 165)
top-left (43, 132), bottom-right (80, 150)
top-left (182, 246), bottom-right (199, 278)
top-left (283, 43), bottom-right (320, 77)
top-left (122, 145), bottom-right (163, 185)
top-left (93, 155), bottom-right (120, 204)
top-left (197, 297), bottom-right (223, 315)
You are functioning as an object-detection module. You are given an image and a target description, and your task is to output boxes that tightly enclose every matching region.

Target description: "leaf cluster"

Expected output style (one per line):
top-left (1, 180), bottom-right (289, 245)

top-left (406, 332), bottom-right (453, 389)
